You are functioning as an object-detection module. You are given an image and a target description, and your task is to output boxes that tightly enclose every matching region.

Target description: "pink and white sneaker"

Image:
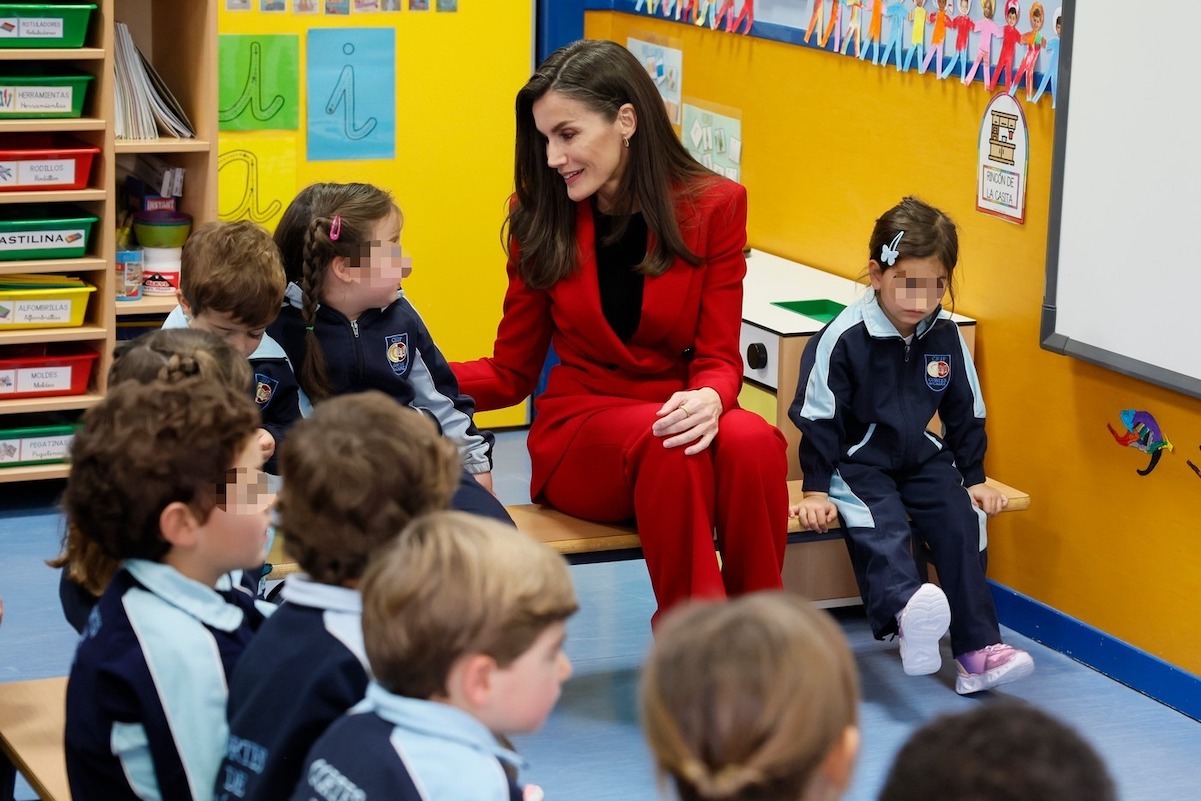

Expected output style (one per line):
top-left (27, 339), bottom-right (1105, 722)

top-left (955, 643), bottom-right (1035, 694)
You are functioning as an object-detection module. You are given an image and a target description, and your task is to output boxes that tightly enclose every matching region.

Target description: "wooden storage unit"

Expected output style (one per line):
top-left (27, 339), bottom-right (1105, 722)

top-left (0, 0), bottom-right (217, 483)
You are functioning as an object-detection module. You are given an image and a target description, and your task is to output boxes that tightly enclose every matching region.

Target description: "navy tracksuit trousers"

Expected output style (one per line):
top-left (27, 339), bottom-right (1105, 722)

top-left (835, 449), bottom-right (1000, 656)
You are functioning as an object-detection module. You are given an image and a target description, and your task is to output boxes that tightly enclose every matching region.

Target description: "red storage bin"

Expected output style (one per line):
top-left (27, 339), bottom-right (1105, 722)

top-left (0, 344), bottom-right (99, 399)
top-left (0, 134), bottom-right (99, 192)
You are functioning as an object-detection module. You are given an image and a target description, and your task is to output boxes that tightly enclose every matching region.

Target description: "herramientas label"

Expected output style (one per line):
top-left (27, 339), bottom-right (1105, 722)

top-left (0, 86), bottom-right (74, 113)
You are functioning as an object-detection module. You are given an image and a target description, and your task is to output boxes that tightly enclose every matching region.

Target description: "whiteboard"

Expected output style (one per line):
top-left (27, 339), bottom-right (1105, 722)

top-left (1041, 0), bottom-right (1201, 398)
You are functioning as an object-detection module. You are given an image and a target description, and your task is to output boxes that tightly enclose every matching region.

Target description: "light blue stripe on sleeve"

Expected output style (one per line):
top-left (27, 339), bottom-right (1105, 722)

top-left (123, 588), bottom-right (231, 801)
top-left (846, 423), bottom-right (877, 457)
top-left (799, 303), bottom-right (864, 423)
top-left (957, 327), bottom-right (986, 419)
top-left (111, 721), bottom-right (161, 801)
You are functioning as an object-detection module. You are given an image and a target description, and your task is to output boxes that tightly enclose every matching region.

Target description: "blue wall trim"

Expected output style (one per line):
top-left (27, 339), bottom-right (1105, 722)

top-left (991, 581), bottom-right (1201, 722)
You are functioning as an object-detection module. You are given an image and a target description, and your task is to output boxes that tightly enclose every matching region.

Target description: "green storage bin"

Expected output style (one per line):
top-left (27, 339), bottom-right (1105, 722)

top-left (772, 299), bottom-right (848, 324)
top-left (0, 421), bottom-right (77, 467)
top-left (0, 64), bottom-right (93, 118)
top-left (0, 4), bottom-right (96, 49)
top-left (0, 205), bottom-right (97, 260)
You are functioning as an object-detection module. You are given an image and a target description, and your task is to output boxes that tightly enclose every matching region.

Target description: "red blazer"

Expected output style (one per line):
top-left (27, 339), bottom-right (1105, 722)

top-left (452, 177), bottom-right (748, 500)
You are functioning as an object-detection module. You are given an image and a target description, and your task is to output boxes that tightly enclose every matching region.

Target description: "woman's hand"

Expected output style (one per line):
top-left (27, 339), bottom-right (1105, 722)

top-left (967, 482), bottom-right (1008, 516)
top-left (652, 387), bottom-right (723, 455)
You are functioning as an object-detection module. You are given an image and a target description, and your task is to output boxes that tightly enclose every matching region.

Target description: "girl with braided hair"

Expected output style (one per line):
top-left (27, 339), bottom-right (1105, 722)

top-left (641, 592), bottom-right (861, 801)
top-left (268, 182), bottom-right (511, 524)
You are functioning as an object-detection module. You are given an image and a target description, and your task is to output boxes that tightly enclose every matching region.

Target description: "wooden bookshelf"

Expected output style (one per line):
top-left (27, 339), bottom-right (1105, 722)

top-left (1, 0), bottom-right (218, 484)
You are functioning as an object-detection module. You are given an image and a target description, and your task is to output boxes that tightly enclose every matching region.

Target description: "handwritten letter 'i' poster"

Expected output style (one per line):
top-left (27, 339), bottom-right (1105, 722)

top-left (306, 28), bottom-right (396, 161)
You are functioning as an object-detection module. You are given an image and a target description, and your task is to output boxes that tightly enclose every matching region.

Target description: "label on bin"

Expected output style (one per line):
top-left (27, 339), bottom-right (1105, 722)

top-left (0, 227), bottom-right (87, 252)
top-left (0, 17), bottom-right (64, 38)
top-left (0, 158), bottom-right (76, 187)
top-left (0, 434), bottom-right (72, 464)
top-left (0, 85), bottom-right (74, 113)
top-left (0, 299), bottom-right (72, 325)
top-left (0, 365), bottom-right (71, 394)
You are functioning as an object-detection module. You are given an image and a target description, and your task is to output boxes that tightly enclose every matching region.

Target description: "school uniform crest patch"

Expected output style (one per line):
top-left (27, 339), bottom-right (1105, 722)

top-left (925, 355), bottom-right (951, 392)
top-left (253, 373), bottom-right (278, 408)
top-left (385, 333), bottom-right (409, 376)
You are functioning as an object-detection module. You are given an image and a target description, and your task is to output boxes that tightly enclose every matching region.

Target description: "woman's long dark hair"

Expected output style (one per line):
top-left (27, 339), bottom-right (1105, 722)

top-left (508, 39), bottom-right (717, 290)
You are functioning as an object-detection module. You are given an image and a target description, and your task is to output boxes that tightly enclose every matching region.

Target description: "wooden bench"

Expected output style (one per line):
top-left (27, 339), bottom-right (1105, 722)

top-left (0, 676), bottom-right (69, 801)
top-left (267, 478), bottom-right (1028, 605)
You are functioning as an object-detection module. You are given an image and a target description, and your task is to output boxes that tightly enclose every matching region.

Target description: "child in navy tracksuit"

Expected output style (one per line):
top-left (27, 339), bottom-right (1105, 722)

top-left (163, 219), bottom-right (302, 476)
top-left (52, 329), bottom-right (265, 634)
top-left (214, 392), bottom-right (461, 801)
top-left (63, 378), bottom-right (274, 801)
top-left (789, 196), bottom-right (1033, 695)
top-left (267, 182), bottom-right (511, 524)
top-left (290, 511), bottom-right (578, 801)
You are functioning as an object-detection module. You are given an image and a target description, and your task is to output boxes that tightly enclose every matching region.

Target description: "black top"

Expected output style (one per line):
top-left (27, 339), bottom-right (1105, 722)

top-left (593, 204), bottom-right (648, 342)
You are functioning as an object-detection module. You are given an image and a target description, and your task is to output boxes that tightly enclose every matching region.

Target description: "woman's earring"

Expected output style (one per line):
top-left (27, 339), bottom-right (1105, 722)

top-left (624, 137), bottom-right (630, 148)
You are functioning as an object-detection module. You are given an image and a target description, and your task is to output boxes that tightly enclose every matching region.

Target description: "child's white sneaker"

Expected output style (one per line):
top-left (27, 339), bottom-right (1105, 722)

top-left (896, 583), bottom-right (951, 675)
top-left (954, 643), bottom-right (1035, 694)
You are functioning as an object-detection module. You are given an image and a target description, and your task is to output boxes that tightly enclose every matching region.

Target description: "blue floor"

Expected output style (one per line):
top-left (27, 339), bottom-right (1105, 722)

top-left (2, 430), bottom-right (1199, 800)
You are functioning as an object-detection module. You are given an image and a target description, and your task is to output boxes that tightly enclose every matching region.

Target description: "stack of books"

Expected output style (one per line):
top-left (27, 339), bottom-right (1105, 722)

top-left (113, 21), bottom-right (195, 140)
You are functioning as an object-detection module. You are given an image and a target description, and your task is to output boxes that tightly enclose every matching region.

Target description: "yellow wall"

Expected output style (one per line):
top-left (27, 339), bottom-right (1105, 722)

top-left (218, 6), bottom-right (529, 426)
top-left (588, 12), bottom-right (1201, 674)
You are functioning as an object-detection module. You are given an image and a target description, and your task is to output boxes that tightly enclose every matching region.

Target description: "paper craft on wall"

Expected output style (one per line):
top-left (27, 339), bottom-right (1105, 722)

top-left (941, 0), bottom-right (973, 79)
top-left (260, 0), bottom-right (285, 11)
top-left (1107, 410), bottom-right (1174, 476)
top-left (682, 102), bottom-right (741, 182)
top-left (627, 36), bottom-right (683, 126)
top-left (295, 0), bottom-right (318, 12)
top-left (989, 0), bottom-right (1021, 90)
top-left (879, 0), bottom-right (907, 70)
top-left (325, 0), bottom-right (349, 14)
top-left (306, 28), bottom-right (396, 161)
top-left (922, 0), bottom-right (950, 74)
top-left (1030, 6), bottom-right (1059, 105)
top-left (976, 91), bottom-right (1027, 223)
top-left (219, 36), bottom-right (299, 131)
top-left (217, 134), bottom-right (296, 233)
top-left (1008, 2), bottom-right (1044, 97)
top-left (620, 0), bottom-right (1056, 103)
top-left (901, 0), bottom-right (928, 73)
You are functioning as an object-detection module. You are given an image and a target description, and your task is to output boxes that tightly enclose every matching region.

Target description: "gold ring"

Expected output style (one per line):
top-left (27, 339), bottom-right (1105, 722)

top-left (681, 406), bottom-right (692, 417)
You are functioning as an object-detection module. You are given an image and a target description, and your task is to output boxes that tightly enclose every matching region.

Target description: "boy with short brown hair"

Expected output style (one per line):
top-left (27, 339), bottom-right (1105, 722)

top-left (64, 378), bottom-right (274, 801)
top-left (289, 511), bottom-right (578, 801)
top-left (215, 391), bottom-right (461, 801)
top-left (164, 219), bottom-right (300, 471)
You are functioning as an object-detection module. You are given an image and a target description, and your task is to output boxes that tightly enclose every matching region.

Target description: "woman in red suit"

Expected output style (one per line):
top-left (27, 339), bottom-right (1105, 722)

top-left (452, 39), bottom-right (788, 623)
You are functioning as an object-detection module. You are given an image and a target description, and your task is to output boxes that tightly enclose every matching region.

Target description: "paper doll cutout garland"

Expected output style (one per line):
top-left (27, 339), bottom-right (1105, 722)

top-left (625, 0), bottom-right (1064, 103)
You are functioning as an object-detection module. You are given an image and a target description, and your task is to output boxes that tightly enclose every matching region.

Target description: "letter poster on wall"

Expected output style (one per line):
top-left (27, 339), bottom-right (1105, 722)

top-left (976, 91), bottom-right (1028, 224)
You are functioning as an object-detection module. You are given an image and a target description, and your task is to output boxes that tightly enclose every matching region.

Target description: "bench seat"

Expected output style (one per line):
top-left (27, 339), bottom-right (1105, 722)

top-left (266, 478), bottom-right (1028, 600)
top-left (0, 676), bottom-right (69, 801)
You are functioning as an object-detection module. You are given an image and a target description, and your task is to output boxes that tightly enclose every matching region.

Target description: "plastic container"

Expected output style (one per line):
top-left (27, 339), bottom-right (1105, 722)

top-left (0, 4), bottom-right (97, 49)
top-left (0, 344), bottom-right (98, 399)
top-left (0, 421), bottom-right (77, 467)
top-left (141, 245), bottom-right (181, 296)
top-left (0, 64), bottom-right (93, 118)
top-left (0, 205), bottom-right (97, 260)
top-left (0, 133), bottom-right (99, 191)
top-left (133, 209), bottom-right (191, 248)
top-left (115, 248), bottom-right (143, 300)
top-left (0, 281), bottom-right (95, 329)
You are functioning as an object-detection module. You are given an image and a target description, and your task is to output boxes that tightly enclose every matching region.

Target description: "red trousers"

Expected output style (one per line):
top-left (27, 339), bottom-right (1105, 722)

top-left (540, 404), bottom-right (788, 621)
